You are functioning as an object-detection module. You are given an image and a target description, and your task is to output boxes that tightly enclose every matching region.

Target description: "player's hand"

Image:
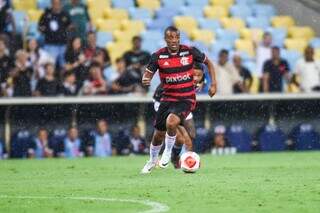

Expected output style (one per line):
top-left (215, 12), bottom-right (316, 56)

top-left (142, 77), bottom-right (151, 86)
top-left (208, 83), bottom-right (216, 97)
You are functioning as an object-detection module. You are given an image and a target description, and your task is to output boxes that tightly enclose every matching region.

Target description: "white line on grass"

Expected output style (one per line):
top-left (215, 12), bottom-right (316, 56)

top-left (0, 195), bottom-right (169, 213)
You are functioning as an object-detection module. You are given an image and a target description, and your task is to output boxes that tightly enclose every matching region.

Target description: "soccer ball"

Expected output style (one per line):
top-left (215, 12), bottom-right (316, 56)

top-left (180, 151), bottom-right (200, 173)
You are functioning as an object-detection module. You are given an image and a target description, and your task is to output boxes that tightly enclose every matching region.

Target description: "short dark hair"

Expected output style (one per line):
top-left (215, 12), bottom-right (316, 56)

top-left (194, 62), bottom-right (203, 71)
top-left (164, 26), bottom-right (179, 37)
top-left (89, 62), bottom-right (101, 70)
top-left (272, 46), bottom-right (280, 51)
top-left (219, 49), bottom-right (229, 56)
top-left (132, 36), bottom-right (141, 42)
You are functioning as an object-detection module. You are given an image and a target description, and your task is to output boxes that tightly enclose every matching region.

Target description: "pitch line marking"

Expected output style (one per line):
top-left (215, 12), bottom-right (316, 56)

top-left (0, 195), bottom-right (169, 213)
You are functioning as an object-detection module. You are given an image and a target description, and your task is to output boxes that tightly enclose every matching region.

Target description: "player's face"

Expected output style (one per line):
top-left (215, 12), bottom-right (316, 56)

top-left (165, 31), bottom-right (180, 53)
top-left (97, 121), bottom-right (108, 134)
top-left (69, 128), bottom-right (78, 141)
top-left (193, 68), bottom-right (203, 85)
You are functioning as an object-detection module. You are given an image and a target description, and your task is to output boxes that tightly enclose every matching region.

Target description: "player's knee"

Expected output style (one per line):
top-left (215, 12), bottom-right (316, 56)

top-left (166, 114), bottom-right (180, 130)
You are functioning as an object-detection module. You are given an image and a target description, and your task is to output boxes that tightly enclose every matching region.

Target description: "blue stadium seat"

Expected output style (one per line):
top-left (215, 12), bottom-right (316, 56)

top-left (310, 37), bottom-right (320, 48)
top-left (12, 11), bottom-right (28, 34)
top-left (281, 49), bottom-right (301, 70)
top-left (191, 41), bottom-right (210, 54)
top-left (142, 40), bottom-right (161, 53)
top-left (230, 5), bottom-right (253, 19)
top-left (27, 22), bottom-right (42, 40)
top-left (112, 0), bottom-right (134, 9)
top-left (210, 40), bottom-right (234, 60)
top-left (37, 0), bottom-right (51, 9)
top-left (198, 18), bottom-right (221, 32)
top-left (141, 30), bottom-right (163, 42)
top-left (267, 27), bottom-right (287, 47)
top-left (252, 4), bottom-right (276, 18)
top-left (243, 61), bottom-right (257, 73)
top-left (226, 125), bottom-right (252, 152)
top-left (147, 18), bottom-right (172, 31)
top-left (50, 128), bottom-right (67, 156)
top-left (179, 6), bottom-right (204, 19)
top-left (155, 7), bottom-right (179, 19)
top-left (185, 0), bottom-right (208, 7)
top-left (258, 125), bottom-right (286, 151)
top-left (161, 0), bottom-right (185, 8)
top-left (246, 17), bottom-right (270, 30)
top-left (236, 0), bottom-right (257, 4)
top-left (96, 31), bottom-right (113, 48)
top-left (10, 130), bottom-right (32, 158)
top-left (289, 124), bottom-right (320, 151)
top-left (129, 7), bottom-right (153, 24)
top-left (194, 127), bottom-right (211, 153)
top-left (216, 29), bottom-right (239, 43)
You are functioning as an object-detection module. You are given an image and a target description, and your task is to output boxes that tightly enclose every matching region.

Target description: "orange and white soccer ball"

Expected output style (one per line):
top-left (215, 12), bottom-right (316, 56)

top-left (180, 151), bottom-right (200, 173)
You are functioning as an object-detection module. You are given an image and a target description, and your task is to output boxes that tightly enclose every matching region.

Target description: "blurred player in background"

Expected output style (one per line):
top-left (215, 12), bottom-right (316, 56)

top-left (141, 26), bottom-right (217, 174)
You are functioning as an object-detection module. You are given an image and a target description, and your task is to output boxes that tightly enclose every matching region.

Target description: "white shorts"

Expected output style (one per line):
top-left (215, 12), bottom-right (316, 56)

top-left (153, 100), bottom-right (193, 120)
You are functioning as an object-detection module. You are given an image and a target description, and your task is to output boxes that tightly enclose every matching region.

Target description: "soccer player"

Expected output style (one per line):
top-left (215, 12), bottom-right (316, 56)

top-left (141, 26), bottom-right (217, 174)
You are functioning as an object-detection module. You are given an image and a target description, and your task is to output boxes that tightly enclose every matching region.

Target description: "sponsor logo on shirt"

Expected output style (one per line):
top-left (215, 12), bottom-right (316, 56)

top-left (159, 54), bottom-right (169, 59)
top-left (179, 51), bottom-right (189, 56)
top-left (165, 73), bottom-right (191, 83)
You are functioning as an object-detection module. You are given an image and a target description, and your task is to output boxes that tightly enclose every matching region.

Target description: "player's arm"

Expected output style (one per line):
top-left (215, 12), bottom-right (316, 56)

top-left (142, 53), bottom-right (158, 86)
top-left (203, 57), bottom-right (217, 97)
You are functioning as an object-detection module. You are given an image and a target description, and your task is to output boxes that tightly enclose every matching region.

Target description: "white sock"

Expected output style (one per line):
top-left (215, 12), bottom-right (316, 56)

top-left (164, 133), bottom-right (176, 154)
top-left (150, 144), bottom-right (162, 163)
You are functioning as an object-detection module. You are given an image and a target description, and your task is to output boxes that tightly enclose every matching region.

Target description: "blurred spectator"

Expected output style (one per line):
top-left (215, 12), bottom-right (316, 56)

top-left (233, 54), bottom-right (253, 93)
top-left (215, 49), bottom-right (243, 95)
top-left (59, 126), bottom-right (84, 158)
top-left (81, 62), bottom-right (107, 95)
top-left (64, 0), bottom-right (91, 41)
top-left (91, 48), bottom-right (111, 82)
top-left (64, 36), bottom-right (87, 85)
top-left (26, 38), bottom-right (54, 81)
top-left (262, 47), bottom-right (290, 93)
top-left (38, 0), bottom-right (72, 65)
top-left (294, 46), bottom-right (320, 92)
top-left (129, 125), bottom-right (147, 155)
top-left (0, 36), bottom-right (13, 88)
top-left (34, 63), bottom-right (60, 96)
top-left (86, 119), bottom-right (114, 157)
top-left (0, 138), bottom-right (7, 159)
top-left (123, 36), bottom-right (150, 70)
top-left (84, 31), bottom-right (110, 66)
top-left (256, 32), bottom-right (272, 77)
top-left (28, 128), bottom-right (54, 159)
top-left (113, 128), bottom-right (131, 155)
top-left (61, 71), bottom-right (78, 96)
top-left (212, 125), bottom-right (228, 149)
top-left (103, 57), bottom-right (123, 85)
top-left (10, 129), bottom-right (32, 158)
top-left (0, 0), bottom-right (15, 34)
top-left (10, 50), bottom-right (33, 97)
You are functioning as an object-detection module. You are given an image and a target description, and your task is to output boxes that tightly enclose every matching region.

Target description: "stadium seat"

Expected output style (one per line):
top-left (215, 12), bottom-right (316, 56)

top-left (113, 30), bottom-right (140, 42)
top-left (249, 75), bottom-right (260, 93)
top-left (230, 5), bottom-right (252, 19)
top-left (103, 8), bottom-right (129, 20)
top-left (142, 40), bottom-right (161, 52)
top-left (27, 22), bottom-right (41, 40)
top-left (235, 39), bottom-right (255, 57)
top-left (10, 130), bottom-right (32, 158)
top-left (243, 60), bottom-right (257, 74)
top-left (210, 0), bottom-right (234, 9)
top-left (191, 29), bottom-right (215, 46)
top-left (246, 17), bottom-right (270, 30)
top-left (216, 29), bottom-right (239, 43)
top-left (50, 128), bottom-right (67, 156)
top-left (191, 41), bottom-right (210, 54)
top-left (129, 8), bottom-right (153, 24)
top-left (27, 9), bottom-right (43, 22)
top-left (236, 0), bottom-right (257, 4)
top-left (240, 28), bottom-right (264, 42)
top-left (179, 6), bottom-right (204, 19)
top-left (141, 30), bottom-right (163, 42)
top-left (281, 49), bottom-right (301, 70)
top-left (194, 127), bottom-right (211, 153)
top-left (289, 124), bottom-right (320, 151)
top-left (226, 125), bottom-right (252, 152)
top-left (13, 0), bottom-right (37, 10)
top-left (112, 0), bottom-right (135, 9)
top-left (258, 125), bottom-right (286, 151)
top-left (310, 38), bottom-right (320, 48)
top-left (107, 42), bottom-right (132, 63)
top-left (267, 27), bottom-right (287, 47)
top-left (210, 40), bottom-right (234, 60)
top-left (96, 19), bottom-right (122, 32)
top-left (198, 18), bottom-right (221, 32)
top-left (12, 11), bottom-right (28, 34)
top-left (137, 0), bottom-right (161, 11)
top-left (162, 0), bottom-right (185, 8)
top-left (221, 17), bottom-right (246, 32)
top-left (96, 31), bottom-right (113, 48)
top-left (315, 49), bottom-right (320, 60)
top-left (87, 0), bottom-right (111, 9)
top-left (285, 38), bottom-right (308, 54)
top-left (252, 4), bottom-right (276, 18)
top-left (271, 16), bottom-right (295, 29)
top-left (173, 16), bottom-right (198, 37)
top-left (155, 7), bottom-right (179, 19)
top-left (37, 0), bottom-right (51, 9)
top-left (121, 20), bottom-right (145, 34)
top-left (204, 6), bottom-right (228, 19)
top-left (147, 17), bottom-right (171, 31)
top-left (288, 26), bottom-right (315, 41)
top-left (185, 0), bottom-right (209, 8)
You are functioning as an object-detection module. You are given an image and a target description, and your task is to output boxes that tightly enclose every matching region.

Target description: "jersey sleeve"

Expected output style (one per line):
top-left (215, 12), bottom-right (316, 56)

top-left (190, 47), bottom-right (206, 63)
top-left (146, 53), bottom-right (159, 73)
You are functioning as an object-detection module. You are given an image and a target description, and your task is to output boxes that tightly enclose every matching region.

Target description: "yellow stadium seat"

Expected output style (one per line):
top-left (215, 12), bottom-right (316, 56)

top-left (27, 9), bottom-right (43, 22)
top-left (221, 18), bottom-right (245, 32)
top-left (137, 0), bottom-right (161, 11)
top-left (314, 49), bottom-right (320, 60)
top-left (240, 28), bottom-right (264, 42)
top-left (87, 0), bottom-right (111, 9)
top-left (271, 16), bottom-right (295, 29)
top-left (204, 6), bottom-right (228, 19)
top-left (96, 19), bottom-right (122, 32)
top-left (173, 16), bottom-right (198, 37)
top-left (285, 39), bottom-right (308, 53)
top-left (210, 0), bottom-right (234, 8)
top-left (249, 75), bottom-right (260, 94)
top-left (89, 8), bottom-right (107, 20)
top-left (235, 39), bottom-right (255, 57)
top-left (121, 20), bottom-right (145, 34)
top-left (191, 29), bottom-right (215, 45)
top-left (104, 8), bottom-right (129, 20)
top-left (107, 42), bottom-right (132, 62)
top-left (13, 0), bottom-right (37, 10)
top-left (288, 26), bottom-right (315, 41)
top-left (113, 30), bottom-right (141, 42)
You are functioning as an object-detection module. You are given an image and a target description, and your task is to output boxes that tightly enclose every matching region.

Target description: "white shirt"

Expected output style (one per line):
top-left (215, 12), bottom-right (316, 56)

top-left (295, 58), bottom-right (320, 92)
top-left (215, 62), bottom-right (242, 95)
top-left (256, 45), bottom-right (271, 77)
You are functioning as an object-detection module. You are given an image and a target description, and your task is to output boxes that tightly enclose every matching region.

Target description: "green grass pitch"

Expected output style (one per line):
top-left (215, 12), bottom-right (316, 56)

top-left (0, 152), bottom-right (319, 213)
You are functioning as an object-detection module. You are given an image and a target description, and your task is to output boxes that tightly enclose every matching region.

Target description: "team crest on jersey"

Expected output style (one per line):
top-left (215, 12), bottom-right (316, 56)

top-left (180, 57), bottom-right (189, 66)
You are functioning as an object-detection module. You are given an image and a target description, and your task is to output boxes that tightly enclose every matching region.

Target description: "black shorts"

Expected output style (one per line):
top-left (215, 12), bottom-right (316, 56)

top-left (154, 101), bottom-right (193, 131)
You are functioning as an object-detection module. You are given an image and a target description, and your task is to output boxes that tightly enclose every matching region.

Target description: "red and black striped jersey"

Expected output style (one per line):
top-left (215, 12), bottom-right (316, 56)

top-left (146, 45), bottom-right (206, 105)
